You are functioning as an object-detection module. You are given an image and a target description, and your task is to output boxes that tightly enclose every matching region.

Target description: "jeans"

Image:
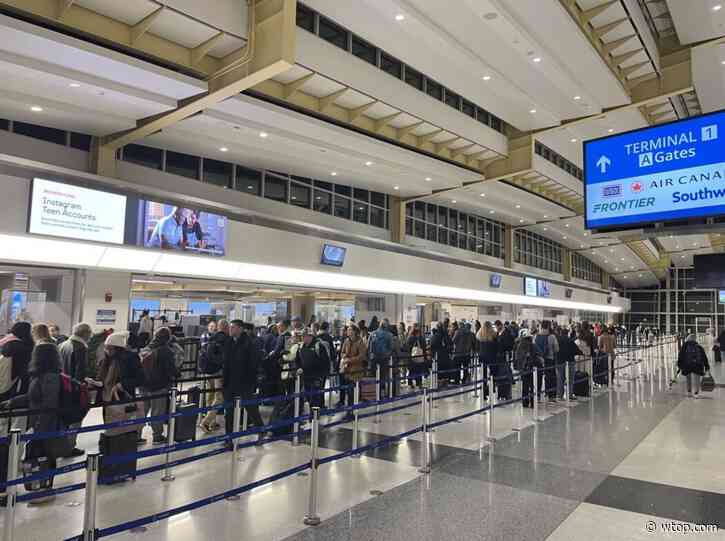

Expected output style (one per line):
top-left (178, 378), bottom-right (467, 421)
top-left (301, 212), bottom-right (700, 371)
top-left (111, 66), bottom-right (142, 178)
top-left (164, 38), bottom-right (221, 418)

top-left (143, 388), bottom-right (169, 439)
top-left (201, 377), bottom-right (223, 428)
top-left (224, 386), bottom-right (264, 436)
top-left (304, 376), bottom-right (325, 411)
top-left (686, 373), bottom-right (701, 394)
top-left (544, 358), bottom-right (557, 399)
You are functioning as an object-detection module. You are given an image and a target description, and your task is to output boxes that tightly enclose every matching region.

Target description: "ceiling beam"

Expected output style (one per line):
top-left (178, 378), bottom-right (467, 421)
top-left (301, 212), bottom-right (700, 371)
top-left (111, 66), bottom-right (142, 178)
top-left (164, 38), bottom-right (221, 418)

top-left (581, 0), bottom-right (618, 24)
top-left (57, 0), bottom-right (75, 19)
top-left (191, 32), bottom-right (226, 66)
top-left (318, 87), bottom-right (349, 113)
top-left (396, 121), bottom-right (425, 138)
top-left (612, 48), bottom-right (644, 65)
top-left (417, 129), bottom-right (444, 145)
top-left (130, 6), bottom-right (164, 45)
top-left (434, 137), bottom-right (459, 154)
top-left (283, 73), bottom-right (315, 99)
top-left (451, 143), bottom-right (477, 160)
top-left (347, 100), bottom-right (377, 122)
top-left (374, 112), bottom-right (402, 132)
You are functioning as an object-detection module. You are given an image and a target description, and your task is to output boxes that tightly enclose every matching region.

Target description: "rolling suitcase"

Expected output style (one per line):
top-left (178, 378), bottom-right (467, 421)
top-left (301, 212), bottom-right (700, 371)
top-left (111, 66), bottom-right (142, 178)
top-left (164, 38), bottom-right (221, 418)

top-left (593, 353), bottom-right (609, 385)
top-left (99, 431), bottom-right (137, 484)
top-left (173, 401), bottom-right (198, 442)
top-left (359, 377), bottom-right (377, 402)
top-left (270, 399), bottom-right (294, 436)
top-left (496, 363), bottom-right (513, 400)
top-left (574, 371), bottom-right (590, 397)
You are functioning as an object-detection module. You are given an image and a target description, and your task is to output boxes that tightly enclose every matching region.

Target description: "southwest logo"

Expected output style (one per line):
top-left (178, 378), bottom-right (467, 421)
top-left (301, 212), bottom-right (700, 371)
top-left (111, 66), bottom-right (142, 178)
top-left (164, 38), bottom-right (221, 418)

top-left (631, 181), bottom-right (644, 193)
top-left (602, 184), bottom-right (622, 198)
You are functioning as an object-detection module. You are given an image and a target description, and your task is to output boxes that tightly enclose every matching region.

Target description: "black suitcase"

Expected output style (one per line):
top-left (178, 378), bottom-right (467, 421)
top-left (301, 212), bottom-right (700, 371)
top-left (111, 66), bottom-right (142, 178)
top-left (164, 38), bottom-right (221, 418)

top-left (496, 364), bottom-right (513, 400)
top-left (185, 386), bottom-right (202, 406)
top-left (270, 399), bottom-right (294, 437)
top-left (593, 353), bottom-right (609, 385)
top-left (173, 402), bottom-right (198, 442)
top-left (99, 431), bottom-right (137, 484)
top-left (573, 371), bottom-right (590, 397)
top-left (22, 441), bottom-right (54, 493)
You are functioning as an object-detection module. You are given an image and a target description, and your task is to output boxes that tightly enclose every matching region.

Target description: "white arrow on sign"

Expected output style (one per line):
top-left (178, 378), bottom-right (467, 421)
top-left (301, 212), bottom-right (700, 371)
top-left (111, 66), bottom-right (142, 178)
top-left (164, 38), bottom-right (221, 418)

top-left (596, 155), bottom-right (611, 174)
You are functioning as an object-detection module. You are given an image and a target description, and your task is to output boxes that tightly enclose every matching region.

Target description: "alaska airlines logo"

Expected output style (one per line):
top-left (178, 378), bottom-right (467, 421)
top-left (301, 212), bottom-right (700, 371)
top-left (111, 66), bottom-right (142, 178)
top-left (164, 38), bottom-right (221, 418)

top-left (630, 181), bottom-right (644, 194)
top-left (602, 184), bottom-right (622, 198)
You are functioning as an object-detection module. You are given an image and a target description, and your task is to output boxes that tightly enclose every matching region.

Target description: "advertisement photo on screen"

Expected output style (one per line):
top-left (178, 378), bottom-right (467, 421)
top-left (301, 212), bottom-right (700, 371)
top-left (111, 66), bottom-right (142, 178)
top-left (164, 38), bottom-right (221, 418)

top-left (28, 178), bottom-right (127, 244)
top-left (719, 290), bottom-right (725, 304)
top-left (490, 273), bottom-right (502, 288)
top-left (320, 244), bottom-right (346, 267)
top-left (128, 200), bottom-right (228, 257)
top-left (537, 280), bottom-right (552, 298)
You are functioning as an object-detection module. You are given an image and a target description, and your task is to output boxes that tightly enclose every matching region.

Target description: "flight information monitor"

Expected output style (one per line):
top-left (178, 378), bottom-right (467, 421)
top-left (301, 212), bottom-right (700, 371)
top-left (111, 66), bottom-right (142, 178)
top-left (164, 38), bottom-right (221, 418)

top-left (584, 110), bottom-right (725, 231)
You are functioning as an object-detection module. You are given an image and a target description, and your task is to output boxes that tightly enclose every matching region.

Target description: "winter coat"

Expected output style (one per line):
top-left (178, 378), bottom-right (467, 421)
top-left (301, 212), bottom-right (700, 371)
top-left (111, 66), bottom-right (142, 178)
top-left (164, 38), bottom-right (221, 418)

top-left (677, 342), bottom-right (710, 376)
top-left (598, 333), bottom-right (616, 354)
top-left (452, 329), bottom-right (476, 355)
top-left (296, 338), bottom-right (329, 379)
top-left (141, 336), bottom-right (180, 391)
top-left (430, 330), bottom-right (452, 369)
top-left (222, 334), bottom-right (259, 394)
top-left (1, 334), bottom-right (33, 396)
top-left (58, 335), bottom-right (90, 381)
top-left (557, 335), bottom-right (583, 364)
top-left (340, 336), bottom-right (367, 382)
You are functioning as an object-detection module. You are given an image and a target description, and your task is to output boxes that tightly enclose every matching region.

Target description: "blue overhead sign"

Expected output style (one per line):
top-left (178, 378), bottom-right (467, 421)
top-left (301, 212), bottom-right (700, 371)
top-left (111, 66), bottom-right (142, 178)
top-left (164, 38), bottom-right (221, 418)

top-left (584, 110), bottom-right (725, 230)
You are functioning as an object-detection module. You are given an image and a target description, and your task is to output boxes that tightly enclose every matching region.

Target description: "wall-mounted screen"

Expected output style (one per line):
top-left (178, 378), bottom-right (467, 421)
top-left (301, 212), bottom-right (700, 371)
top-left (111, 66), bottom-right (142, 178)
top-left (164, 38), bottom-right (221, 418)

top-left (584, 110), bottom-right (725, 231)
top-left (565, 288), bottom-right (573, 299)
top-left (537, 280), bottom-right (552, 298)
top-left (28, 178), bottom-right (127, 244)
top-left (524, 277), bottom-right (538, 297)
top-left (321, 244), bottom-right (346, 267)
top-left (719, 290), bottom-right (725, 304)
top-left (128, 200), bottom-right (227, 257)
top-left (694, 254), bottom-right (725, 288)
top-left (490, 273), bottom-right (502, 288)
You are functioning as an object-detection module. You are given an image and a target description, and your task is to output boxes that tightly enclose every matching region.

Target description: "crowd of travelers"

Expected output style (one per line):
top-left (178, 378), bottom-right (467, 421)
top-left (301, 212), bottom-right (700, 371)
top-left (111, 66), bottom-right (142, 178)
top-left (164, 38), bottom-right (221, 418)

top-left (0, 314), bottom-right (718, 504)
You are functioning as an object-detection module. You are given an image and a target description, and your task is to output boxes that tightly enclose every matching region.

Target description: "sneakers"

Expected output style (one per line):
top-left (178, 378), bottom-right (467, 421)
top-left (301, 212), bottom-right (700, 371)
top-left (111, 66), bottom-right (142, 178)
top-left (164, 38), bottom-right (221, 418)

top-left (694, 392), bottom-right (700, 399)
top-left (152, 435), bottom-right (168, 445)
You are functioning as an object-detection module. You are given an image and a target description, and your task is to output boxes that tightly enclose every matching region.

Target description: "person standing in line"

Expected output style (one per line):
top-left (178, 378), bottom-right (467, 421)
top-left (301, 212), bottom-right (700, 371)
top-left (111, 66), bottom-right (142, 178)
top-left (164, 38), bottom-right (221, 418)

top-left (452, 322), bottom-right (475, 384)
top-left (222, 320), bottom-right (264, 446)
top-left (598, 326), bottom-right (617, 383)
top-left (367, 321), bottom-right (393, 394)
top-left (678, 334), bottom-right (710, 398)
top-left (0, 322), bottom-right (34, 402)
top-left (476, 321), bottom-right (497, 397)
top-left (262, 323), bottom-right (279, 355)
top-left (200, 320), bottom-right (217, 350)
top-left (200, 319), bottom-right (228, 433)
top-left (138, 310), bottom-right (154, 348)
top-left (514, 329), bottom-right (542, 408)
top-left (556, 327), bottom-right (583, 400)
top-left (339, 324), bottom-right (367, 416)
top-left (140, 327), bottom-right (180, 445)
top-left (58, 322), bottom-right (92, 457)
top-left (534, 321), bottom-right (559, 402)
top-left (48, 324), bottom-right (68, 346)
top-left (405, 325), bottom-right (427, 388)
top-left (296, 327), bottom-right (329, 411)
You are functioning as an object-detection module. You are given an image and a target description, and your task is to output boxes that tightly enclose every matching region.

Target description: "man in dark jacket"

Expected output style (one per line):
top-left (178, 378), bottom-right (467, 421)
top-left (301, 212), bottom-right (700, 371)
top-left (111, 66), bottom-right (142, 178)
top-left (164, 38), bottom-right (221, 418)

top-left (556, 328), bottom-right (583, 400)
top-left (678, 334), bottom-right (710, 398)
top-left (297, 328), bottom-right (330, 410)
top-left (58, 322), bottom-right (92, 456)
top-left (223, 320), bottom-right (264, 442)
top-left (200, 320), bottom-right (227, 432)
top-left (262, 324), bottom-right (278, 355)
top-left (141, 327), bottom-right (180, 444)
top-left (452, 323), bottom-right (476, 384)
top-left (264, 319), bottom-right (291, 397)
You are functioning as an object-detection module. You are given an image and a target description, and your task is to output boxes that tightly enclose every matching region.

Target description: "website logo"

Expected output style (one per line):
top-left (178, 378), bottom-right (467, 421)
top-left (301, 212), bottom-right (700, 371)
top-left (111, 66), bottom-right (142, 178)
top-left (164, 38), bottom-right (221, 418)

top-left (601, 184), bottom-right (622, 198)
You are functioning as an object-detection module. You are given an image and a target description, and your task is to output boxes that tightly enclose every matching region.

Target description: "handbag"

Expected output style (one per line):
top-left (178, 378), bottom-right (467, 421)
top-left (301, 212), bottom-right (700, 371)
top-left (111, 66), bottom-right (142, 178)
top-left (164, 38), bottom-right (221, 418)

top-left (102, 387), bottom-right (139, 435)
top-left (701, 372), bottom-right (715, 392)
top-left (411, 346), bottom-right (425, 363)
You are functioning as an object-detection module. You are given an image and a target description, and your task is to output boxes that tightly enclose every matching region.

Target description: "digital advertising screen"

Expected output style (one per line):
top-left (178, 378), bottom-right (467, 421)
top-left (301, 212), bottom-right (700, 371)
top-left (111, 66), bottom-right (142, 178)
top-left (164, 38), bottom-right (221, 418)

top-left (524, 277), bottom-right (538, 297)
top-left (320, 244), bottom-right (346, 267)
top-left (490, 273), bottom-right (502, 288)
top-left (537, 280), bottom-right (552, 298)
top-left (28, 178), bottom-right (127, 244)
top-left (584, 110), bottom-right (725, 231)
top-left (130, 200), bottom-right (227, 257)
top-left (719, 290), bottom-right (725, 304)
top-left (694, 254), bottom-right (725, 289)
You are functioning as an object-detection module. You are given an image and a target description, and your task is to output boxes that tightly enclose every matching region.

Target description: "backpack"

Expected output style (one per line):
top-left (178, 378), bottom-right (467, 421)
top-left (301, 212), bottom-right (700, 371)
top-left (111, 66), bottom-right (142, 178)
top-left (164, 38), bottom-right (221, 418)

top-left (198, 346), bottom-right (222, 374)
top-left (682, 343), bottom-right (702, 371)
top-left (316, 337), bottom-right (333, 366)
top-left (58, 373), bottom-right (90, 426)
top-left (369, 331), bottom-right (391, 358)
top-left (169, 340), bottom-right (185, 371)
top-left (0, 336), bottom-right (19, 399)
top-left (535, 334), bottom-right (553, 359)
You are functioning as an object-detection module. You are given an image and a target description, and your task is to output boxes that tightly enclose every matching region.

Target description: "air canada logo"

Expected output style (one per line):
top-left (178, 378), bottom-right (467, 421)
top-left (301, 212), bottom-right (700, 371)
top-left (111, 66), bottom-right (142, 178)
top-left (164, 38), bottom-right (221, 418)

top-left (631, 181), bottom-right (644, 194)
top-left (602, 184), bottom-right (622, 198)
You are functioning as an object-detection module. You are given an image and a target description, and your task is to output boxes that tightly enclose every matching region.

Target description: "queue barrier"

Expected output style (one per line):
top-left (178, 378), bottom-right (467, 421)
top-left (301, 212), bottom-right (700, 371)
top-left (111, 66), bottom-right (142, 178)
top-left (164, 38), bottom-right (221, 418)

top-left (0, 336), bottom-right (679, 540)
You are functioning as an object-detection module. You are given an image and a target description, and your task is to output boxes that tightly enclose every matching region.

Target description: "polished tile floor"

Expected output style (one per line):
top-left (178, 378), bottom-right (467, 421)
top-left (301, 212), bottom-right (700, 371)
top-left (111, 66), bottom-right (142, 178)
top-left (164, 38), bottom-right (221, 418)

top-left (6, 346), bottom-right (725, 540)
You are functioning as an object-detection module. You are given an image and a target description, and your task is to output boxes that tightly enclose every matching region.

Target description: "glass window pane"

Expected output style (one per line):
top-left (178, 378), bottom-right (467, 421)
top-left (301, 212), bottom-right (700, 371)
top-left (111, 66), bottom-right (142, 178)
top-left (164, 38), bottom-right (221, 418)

top-left (70, 132), bottom-right (91, 151)
top-left (468, 236), bottom-right (477, 252)
top-left (124, 144), bottom-right (163, 170)
top-left (426, 79), bottom-right (443, 101)
top-left (353, 188), bottom-right (369, 201)
top-left (462, 100), bottom-right (475, 118)
top-left (426, 204), bottom-right (437, 224)
top-left (406, 202), bottom-right (414, 217)
top-left (459, 213), bottom-right (468, 234)
top-left (438, 207), bottom-right (448, 227)
top-left (450, 231), bottom-right (458, 247)
top-left (380, 52), bottom-right (403, 78)
top-left (449, 210), bottom-right (458, 231)
top-left (334, 195), bottom-right (351, 219)
top-left (414, 201), bottom-right (425, 220)
top-left (414, 220), bottom-right (425, 239)
top-left (290, 182), bottom-right (311, 208)
top-left (438, 227), bottom-right (448, 245)
top-left (166, 151), bottom-right (199, 179)
top-left (291, 175), bottom-right (312, 185)
top-left (314, 180), bottom-right (332, 191)
top-left (370, 205), bottom-right (385, 228)
top-left (404, 66), bottom-right (423, 90)
top-left (296, 3), bottom-right (315, 32)
top-left (203, 158), bottom-right (232, 188)
top-left (476, 108), bottom-right (490, 126)
top-left (319, 16), bottom-right (348, 50)
top-left (406, 218), bottom-right (413, 236)
top-left (236, 165), bottom-right (262, 195)
top-left (265, 175), bottom-right (288, 202)
top-left (426, 224), bottom-right (437, 242)
top-left (491, 115), bottom-right (503, 132)
top-left (444, 89), bottom-right (461, 110)
top-left (353, 202), bottom-right (368, 223)
top-left (371, 191), bottom-right (386, 207)
top-left (313, 189), bottom-right (331, 214)
top-left (351, 35), bottom-right (376, 65)
top-left (14, 121), bottom-right (66, 145)
top-left (0, 118), bottom-right (8, 131)
top-left (334, 184), bottom-right (351, 196)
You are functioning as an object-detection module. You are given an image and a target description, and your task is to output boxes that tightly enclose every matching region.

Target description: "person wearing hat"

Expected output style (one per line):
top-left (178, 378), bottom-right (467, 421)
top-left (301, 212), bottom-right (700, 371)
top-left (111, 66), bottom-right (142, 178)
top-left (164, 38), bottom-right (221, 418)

top-left (222, 320), bottom-right (264, 444)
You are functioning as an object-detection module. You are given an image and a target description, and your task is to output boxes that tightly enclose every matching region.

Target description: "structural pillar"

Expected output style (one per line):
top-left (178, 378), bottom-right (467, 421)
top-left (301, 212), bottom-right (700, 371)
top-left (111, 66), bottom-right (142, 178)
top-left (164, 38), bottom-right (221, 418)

top-left (504, 224), bottom-right (514, 269)
top-left (390, 197), bottom-right (406, 244)
top-left (291, 294), bottom-right (316, 324)
top-left (601, 270), bottom-right (609, 291)
top-left (563, 248), bottom-right (572, 283)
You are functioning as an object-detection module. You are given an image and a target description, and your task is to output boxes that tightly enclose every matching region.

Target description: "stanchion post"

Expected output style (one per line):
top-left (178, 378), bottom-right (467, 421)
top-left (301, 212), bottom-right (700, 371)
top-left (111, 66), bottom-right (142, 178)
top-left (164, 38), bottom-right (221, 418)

top-left (374, 364), bottom-right (381, 422)
top-left (473, 356), bottom-right (479, 398)
top-left (303, 407), bottom-right (321, 526)
top-left (533, 366), bottom-right (541, 422)
top-left (387, 356), bottom-right (393, 399)
top-left (293, 369), bottom-right (302, 446)
top-left (2, 429), bottom-right (20, 541)
top-left (487, 374), bottom-right (496, 442)
top-left (226, 397), bottom-right (242, 501)
top-left (161, 388), bottom-right (177, 482)
top-left (432, 353), bottom-right (439, 392)
top-left (564, 362), bottom-right (570, 402)
top-left (351, 380), bottom-right (360, 458)
top-left (238, 408), bottom-right (248, 461)
top-left (418, 386), bottom-right (430, 474)
top-left (82, 453), bottom-right (100, 541)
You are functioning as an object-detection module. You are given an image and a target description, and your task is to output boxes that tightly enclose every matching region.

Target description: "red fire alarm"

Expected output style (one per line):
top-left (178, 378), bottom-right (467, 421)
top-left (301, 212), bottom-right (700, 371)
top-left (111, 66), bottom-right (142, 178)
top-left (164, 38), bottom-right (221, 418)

top-left (105, 292), bottom-right (113, 303)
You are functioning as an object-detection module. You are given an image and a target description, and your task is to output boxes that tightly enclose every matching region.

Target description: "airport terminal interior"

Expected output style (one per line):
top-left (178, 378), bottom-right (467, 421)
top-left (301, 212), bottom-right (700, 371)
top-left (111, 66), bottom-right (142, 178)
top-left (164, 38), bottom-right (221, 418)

top-left (0, 0), bottom-right (725, 539)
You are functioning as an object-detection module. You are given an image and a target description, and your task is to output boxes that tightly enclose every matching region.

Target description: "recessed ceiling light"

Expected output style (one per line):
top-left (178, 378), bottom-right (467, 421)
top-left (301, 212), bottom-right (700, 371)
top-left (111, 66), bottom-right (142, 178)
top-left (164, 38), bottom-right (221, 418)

top-left (543, 215), bottom-right (548, 219)
top-left (247, 185), bottom-right (254, 190)
top-left (580, 244), bottom-right (585, 248)
top-left (259, 132), bottom-right (269, 138)
top-left (584, 232), bottom-right (588, 236)
top-left (483, 12), bottom-right (498, 20)
top-left (570, 138), bottom-right (578, 143)
top-left (365, 161), bottom-right (374, 166)
top-left (532, 57), bottom-right (542, 63)
top-left (395, 13), bottom-right (405, 21)
top-left (219, 147), bottom-right (228, 152)
top-left (639, 274), bottom-right (643, 277)
top-left (631, 266), bottom-right (635, 270)
top-left (69, 82), bottom-right (81, 88)
top-left (616, 268), bottom-right (619, 272)
top-left (529, 109), bottom-right (537, 114)
top-left (604, 259), bottom-right (608, 263)
top-left (480, 193), bottom-right (486, 197)
top-left (563, 235), bottom-right (567, 239)
top-left (565, 223), bottom-right (569, 227)
top-left (489, 210), bottom-right (495, 214)
top-left (608, 128), bottom-right (614, 133)
top-left (482, 75), bottom-right (492, 81)
top-left (621, 257), bottom-right (625, 261)
top-left (515, 204), bottom-right (521, 208)
top-left (425, 177), bottom-right (432, 182)
top-left (393, 185), bottom-right (400, 190)
top-left (610, 248), bottom-right (614, 253)
top-left (713, 4), bottom-right (722, 11)
top-left (331, 171), bottom-right (338, 176)
top-left (30, 106), bottom-right (43, 112)
top-left (452, 200), bottom-right (457, 204)
top-left (681, 255), bottom-right (686, 259)
top-left (623, 276), bottom-right (628, 279)
top-left (543, 227), bottom-right (548, 231)
top-left (573, 95), bottom-right (581, 100)
top-left (520, 219), bottom-right (525, 223)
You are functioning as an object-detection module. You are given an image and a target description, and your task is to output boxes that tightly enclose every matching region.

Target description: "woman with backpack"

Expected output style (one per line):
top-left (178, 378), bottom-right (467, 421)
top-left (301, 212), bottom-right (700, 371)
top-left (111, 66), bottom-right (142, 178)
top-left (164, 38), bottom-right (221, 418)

top-left (677, 334), bottom-right (710, 398)
top-left (406, 326), bottom-right (427, 388)
top-left (514, 329), bottom-right (542, 408)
